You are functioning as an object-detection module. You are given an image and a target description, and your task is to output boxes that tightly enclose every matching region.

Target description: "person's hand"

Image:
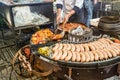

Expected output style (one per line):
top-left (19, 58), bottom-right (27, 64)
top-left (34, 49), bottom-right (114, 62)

top-left (56, 15), bottom-right (61, 24)
top-left (63, 14), bottom-right (70, 23)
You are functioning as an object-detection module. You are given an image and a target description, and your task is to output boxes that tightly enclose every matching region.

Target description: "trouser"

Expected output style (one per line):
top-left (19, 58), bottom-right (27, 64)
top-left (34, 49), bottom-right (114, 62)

top-left (83, 0), bottom-right (93, 27)
top-left (68, 7), bottom-right (84, 23)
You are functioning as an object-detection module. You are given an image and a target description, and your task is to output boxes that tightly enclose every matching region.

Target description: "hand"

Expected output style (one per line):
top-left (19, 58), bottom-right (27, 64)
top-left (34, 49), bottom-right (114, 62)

top-left (63, 14), bottom-right (70, 23)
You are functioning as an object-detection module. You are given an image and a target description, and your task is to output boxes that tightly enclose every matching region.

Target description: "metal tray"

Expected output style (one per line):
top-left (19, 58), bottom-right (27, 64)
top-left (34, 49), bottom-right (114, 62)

top-left (31, 40), bottom-right (120, 69)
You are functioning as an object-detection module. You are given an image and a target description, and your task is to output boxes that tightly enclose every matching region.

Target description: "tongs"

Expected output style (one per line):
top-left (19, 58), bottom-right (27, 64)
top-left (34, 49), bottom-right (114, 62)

top-left (54, 21), bottom-right (66, 36)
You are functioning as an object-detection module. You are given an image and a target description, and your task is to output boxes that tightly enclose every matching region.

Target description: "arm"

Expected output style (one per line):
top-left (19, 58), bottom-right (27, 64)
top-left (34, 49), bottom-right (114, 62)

top-left (64, 0), bottom-right (84, 23)
top-left (56, 0), bottom-right (63, 24)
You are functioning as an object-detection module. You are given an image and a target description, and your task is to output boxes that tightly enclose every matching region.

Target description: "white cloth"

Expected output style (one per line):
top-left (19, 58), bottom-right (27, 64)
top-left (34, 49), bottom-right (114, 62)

top-left (56, 0), bottom-right (84, 14)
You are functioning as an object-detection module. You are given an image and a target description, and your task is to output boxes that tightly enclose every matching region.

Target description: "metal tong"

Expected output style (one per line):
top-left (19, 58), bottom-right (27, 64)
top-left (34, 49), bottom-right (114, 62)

top-left (54, 21), bottom-right (66, 35)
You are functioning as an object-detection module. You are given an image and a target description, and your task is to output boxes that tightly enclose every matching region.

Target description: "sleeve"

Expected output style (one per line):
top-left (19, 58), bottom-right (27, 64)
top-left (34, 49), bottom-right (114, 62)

top-left (56, 0), bottom-right (63, 9)
top-left (73, 0), bottom-right (84, 14)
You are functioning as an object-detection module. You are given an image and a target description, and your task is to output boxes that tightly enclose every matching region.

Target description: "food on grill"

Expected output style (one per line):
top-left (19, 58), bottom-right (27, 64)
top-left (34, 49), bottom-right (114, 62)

top-left (54, 50), bottom-right (63, 60)
top-left (72, 51), bottom-right (77, 62)
top-left (61, 51), bottom-right (68, 60)
top-left (59, 23), bottom-right (86, 31)
top-left (31, 29), bottom-right (63, 44)
top-left (51, 38), bottom-right (120, 62)
top-left (76, 52), bottom-right (80, 62)
top-left (38, 46), bottom-right (51, 56)
top-left (80, 53), bottom-right (86, 62)
top-left (111, 38), bottom-right (120, 44)
top-left (89, 52), bottom-right (94, 62)
top-left (52, 50), bottom-right (59, 59)
top-left (65, 51), bottom-right (72, 61)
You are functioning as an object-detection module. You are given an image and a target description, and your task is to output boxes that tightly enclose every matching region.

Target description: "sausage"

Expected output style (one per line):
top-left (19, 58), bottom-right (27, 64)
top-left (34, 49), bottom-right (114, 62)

top-left (84, 52), bottom-right (90, 62)
top-left (52, 43), bottom-right (59, 51)
top-left (58, 43), bottom-right (63, 50)
top-left (99, 50), bottom-right (108, 59)
top-left (98, 39), bottom-right (108, 48)
top-left (105, 38), bottom-right (114, 44)
top-left (67, 44), bottom-right (71, 51)
top-left (96, 50), bottom-right (104, 60)
top-left (76, 52), bottom-right (81, 62)
top-left (71, 51), bottom-right (77, 62)
top-left (103, 49), bottom-right (112, 58)
top-left (111, 43), bottom-right (120, 47)
top-left (65, 51), bottom-right (72, 61)
top-left (62, 44), bottom-right (67, 51)
top-left (98, 41), bottom-right (106, 48)
top-left (96, 41), bottom-right (104, 49)
top-left (52, 50), bottom-right (59, 59)
top-left (92, 51), bottom-right (99, 61)
top-left (99, 38), bottom-right (110, 46)
top-left (112, 48), bottom-right (119, 55)
top-left (88, 51), bottom-right (94, 61)
top-left (75, 44), bottom-right (81, 52)
top-left (88, 43), bottom-right (96, 51)
top-left (84, 44), bottom-right (90, 51)
top-left (112, 45), bottom-right (120, 53)
top-left (109, 46), bottom-right (119, 55)
top-left (80, 53), bottom-right (86, 62)
top-left (94, 41), bottom-right (103, 49)
top-left (92, 42), bottom-right (99, 50)
top-left (54, 50), bottom-right (63, 60)
top-left (60, 51), bottom-right (68, 60)
top-left (107, 48), bottom-right (117, 57)
top-left (71, 44), bottom-right (76, 51)
top-left (79, 44), bottom-right (84, 52)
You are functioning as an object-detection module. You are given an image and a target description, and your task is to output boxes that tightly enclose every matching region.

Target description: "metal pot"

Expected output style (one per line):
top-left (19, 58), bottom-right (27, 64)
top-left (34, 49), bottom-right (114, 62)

top-left (98, 16), bottom-right (120, 36)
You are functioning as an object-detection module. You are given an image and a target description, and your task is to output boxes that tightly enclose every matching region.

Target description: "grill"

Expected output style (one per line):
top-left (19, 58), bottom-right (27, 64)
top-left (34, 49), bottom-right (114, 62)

top-left (30, 31), bottom-right (120, 80)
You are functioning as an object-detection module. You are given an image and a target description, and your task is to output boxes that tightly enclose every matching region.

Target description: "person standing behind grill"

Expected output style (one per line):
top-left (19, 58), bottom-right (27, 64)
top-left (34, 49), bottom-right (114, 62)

top-left (56, 0), bottom-right (84, 24)
top-left (83, 0), bottom-right (93, 27)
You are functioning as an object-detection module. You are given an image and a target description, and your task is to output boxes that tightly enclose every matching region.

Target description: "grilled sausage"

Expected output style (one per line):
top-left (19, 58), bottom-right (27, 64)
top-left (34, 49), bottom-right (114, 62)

top-left (99, 38), bottom-right (110, 46)
top-left (100, 50), bottom-right (108, 59)
top-left (54, 50), bottom-right (63, 60)
top-left (89, 51), bottom-right (95, 61)
top-left (112, 45), bottom-right (120, 54)
top-left (84, 44), bottom-right (90, 51)
top-left (96, 50), bottom-right (104, 60)
top-left (88, 43), bottom-right (96, 51)
top-left (80, 53), bottom-right (86, 62)
top-left (71, 51), bottom-right (77, 62)
top-left (52, 43), bottom-right (59, 51)
top-left (58, 43), bottom-right (63, 50)
top-left (79, 44), bottom-right (84, 52)
top-left (60, 51), bottom-right (68, 60)
top-left (65, 51), bottom-right (72, 61)
top-left (92, 42), bottom-right (99, 50)
top-left (105, 38), bottom-right (113, 44)
top-left (84, 52), bottom-right (90, 62)
top-left (112, 48), bottom-right (119, 55)
top-left (67, 44), bottom-right (71, 51)
top-left (62, 44), bottom-right (67, 51)
top-left (94, 41), bottom-right (102, 49)
top-left (71, 44), bottom-right (76, 51)
top-left (98, 39), bottom-right (108, 48)
top-left (98, 41), bottom-right (106, 48)
top-left (75, 44), bottom-right (81, 52)
top-left (76, 52), bottom-right (81, 62)
top-left (52, 50), bottom-right (59, 59)
top-left (107, 48), bottom-right (117, 57)
top-left (92, 51), bottom-right (99, 61)
top-left (103, 49), bottom-right (112, 58)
